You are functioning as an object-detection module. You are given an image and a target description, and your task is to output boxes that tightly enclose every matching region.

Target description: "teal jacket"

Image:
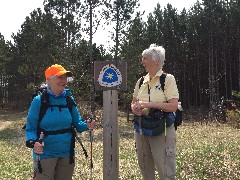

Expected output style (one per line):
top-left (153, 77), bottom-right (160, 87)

top-left (25, 88), bottom-right (88, 160)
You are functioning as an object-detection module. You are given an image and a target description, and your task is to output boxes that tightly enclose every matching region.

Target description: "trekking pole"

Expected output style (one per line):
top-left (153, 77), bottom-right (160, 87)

top-left (88, 113), bottom-right (95, 180)
top-left (74, 128), bottom-right (88, 159)
top-left (37, 132), bottom-right (44, 173)
top-left (164, 119), bottom-right (167, 142)
top-left (138, 116), bottom-right (143, 135)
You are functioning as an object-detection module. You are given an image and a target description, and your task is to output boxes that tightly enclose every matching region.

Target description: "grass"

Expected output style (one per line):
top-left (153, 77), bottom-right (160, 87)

top-left (0, 110), bottom-right (239, 180)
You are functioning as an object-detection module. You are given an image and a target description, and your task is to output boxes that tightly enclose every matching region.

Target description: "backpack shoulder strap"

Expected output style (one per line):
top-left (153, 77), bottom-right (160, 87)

top-left (65, 96), bottom-right (77, 115)
top-left (160, 72), bottom-right (167, 92)
top-left (38, 91), bottom-right (50, 126)
top-left (138, 77), bottom-right (144, 90)
top-left (138, 73), bottom-right (167, 91)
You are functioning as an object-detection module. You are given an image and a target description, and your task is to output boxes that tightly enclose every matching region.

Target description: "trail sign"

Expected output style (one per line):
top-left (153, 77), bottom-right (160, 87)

top-left (94, 60), bottom-right (127, 91)
top-left (94, 60), bottom-right (127, 179)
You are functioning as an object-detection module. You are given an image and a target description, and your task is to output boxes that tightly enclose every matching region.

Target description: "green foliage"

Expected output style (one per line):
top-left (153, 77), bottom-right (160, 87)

top-left (0, 35), bottom-right (7, 73)
top-left (119, 13), bottom-right (146, 106)
top-left (227, 109), bottom-right (240, 121)
top-left (26, 82), bottom-right (37, 94)
top-left (227, 91), bottom-right (240, 128)
top-left (105, 0), bottom-right (140, 58)
top-left (232, 90), bottom-right (240, 100)
top-left (6, 8), bottom-right (68, 106)
top-left (227, 107), bottom-right (240, 129)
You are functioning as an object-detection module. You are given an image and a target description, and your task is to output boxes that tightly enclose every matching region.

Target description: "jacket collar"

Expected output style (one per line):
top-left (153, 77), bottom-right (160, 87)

top-left (47, 87), bottom-right (66, 97)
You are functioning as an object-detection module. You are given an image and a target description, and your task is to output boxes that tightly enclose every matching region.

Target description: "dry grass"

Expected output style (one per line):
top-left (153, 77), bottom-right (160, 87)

top-left (0, 110), bottom-right (239, 180)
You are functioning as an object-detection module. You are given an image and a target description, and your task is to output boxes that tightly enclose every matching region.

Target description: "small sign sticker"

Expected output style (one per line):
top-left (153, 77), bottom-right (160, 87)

top-left (94, 60), bottom-right (127, 91)
top-left (98, 64), bottom-right (122, 87)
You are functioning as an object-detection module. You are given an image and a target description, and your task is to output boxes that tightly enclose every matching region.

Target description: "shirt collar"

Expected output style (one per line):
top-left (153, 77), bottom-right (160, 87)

top-left (143, 69), bottom-right (163, 83)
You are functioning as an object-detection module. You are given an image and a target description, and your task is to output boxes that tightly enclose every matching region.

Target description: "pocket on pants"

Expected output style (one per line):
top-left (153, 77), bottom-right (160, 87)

top-left (165, 147), bottom-right (176, 177)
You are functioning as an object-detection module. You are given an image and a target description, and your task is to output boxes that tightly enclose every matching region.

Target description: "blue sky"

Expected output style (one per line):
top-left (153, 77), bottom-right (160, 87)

top-left (0, 0), bottom-right (200, 45)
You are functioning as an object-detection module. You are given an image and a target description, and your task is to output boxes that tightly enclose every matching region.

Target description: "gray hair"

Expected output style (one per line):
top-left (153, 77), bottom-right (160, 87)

top-left (142, 44), bottom-right (166, 67)
top-left (46, 75), bottom-right (55, 86)
top-left (46, 75), bottom-right (73, 86)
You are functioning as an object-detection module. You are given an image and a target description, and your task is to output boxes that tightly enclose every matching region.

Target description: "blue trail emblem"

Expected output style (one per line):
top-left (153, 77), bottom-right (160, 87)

top-left (98, 64), bottom-right (122, 87)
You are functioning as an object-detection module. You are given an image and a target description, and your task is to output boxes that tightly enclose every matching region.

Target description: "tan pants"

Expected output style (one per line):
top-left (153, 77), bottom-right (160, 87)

top-left (33, 157), bottom-right (75, 180)
top-left (134, 124), bottom-right (176, 180)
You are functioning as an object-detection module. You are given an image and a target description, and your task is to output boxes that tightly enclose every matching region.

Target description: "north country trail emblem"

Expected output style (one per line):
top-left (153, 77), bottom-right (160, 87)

top-left (98, 64), bottom-right (122, 87)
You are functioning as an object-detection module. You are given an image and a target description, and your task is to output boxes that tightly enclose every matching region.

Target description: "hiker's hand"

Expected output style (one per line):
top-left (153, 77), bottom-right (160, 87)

top-left (138, 101), bottom-right (149, 109)
top-left (87, 120), bottom-right (96, 130)
top-left (34, 141), bottom-right (44, 154)
top-left (131, 101), bottom-right (142, 116)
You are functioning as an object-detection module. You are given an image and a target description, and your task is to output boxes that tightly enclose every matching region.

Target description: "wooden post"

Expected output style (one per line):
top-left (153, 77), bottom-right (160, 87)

top-left (94, 60), bottom-right (126, 179)
top-left (103, 90), bottom-right (119, 180)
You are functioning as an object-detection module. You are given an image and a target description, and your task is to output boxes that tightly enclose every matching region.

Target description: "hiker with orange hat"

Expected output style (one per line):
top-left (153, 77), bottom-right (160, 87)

top-left (25, 64), bottom-right (96, 180)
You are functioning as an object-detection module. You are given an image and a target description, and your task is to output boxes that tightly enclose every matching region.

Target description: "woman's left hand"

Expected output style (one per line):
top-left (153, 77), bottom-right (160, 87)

top-left (87, 120), bottom-right (96, 130)
top-left (131, 101), bottom-right (142, 116)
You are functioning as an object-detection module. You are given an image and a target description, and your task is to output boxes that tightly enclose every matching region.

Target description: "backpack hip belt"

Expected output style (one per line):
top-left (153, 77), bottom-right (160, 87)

top-left (38, 126), bottom-right (76, 164)
top-left (38, 127), bottom-right (73, 136)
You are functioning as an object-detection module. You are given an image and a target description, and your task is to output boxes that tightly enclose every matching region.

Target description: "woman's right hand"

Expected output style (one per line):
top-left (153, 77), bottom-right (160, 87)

top-left (33, 141), bottom-right (44, 154)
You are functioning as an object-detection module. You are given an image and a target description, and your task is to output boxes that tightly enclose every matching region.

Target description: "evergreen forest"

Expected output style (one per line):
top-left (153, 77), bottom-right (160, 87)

top-left (0, 0), bottom-right (240, 120)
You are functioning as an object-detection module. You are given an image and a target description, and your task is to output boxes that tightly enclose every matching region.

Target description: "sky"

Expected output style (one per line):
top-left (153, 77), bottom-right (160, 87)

top-left (0, 0), bottom-right (200, 46)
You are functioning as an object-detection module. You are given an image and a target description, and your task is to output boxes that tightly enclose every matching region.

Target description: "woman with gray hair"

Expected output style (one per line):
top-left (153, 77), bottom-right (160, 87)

top-left (131, 44), bottom-right (179, 179)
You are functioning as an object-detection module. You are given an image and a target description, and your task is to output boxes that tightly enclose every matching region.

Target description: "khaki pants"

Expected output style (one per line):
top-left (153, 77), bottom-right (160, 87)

top-left (134, 124), bottom-right (176, 180)
top-left (33, 157), bottom-right (75, 180)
